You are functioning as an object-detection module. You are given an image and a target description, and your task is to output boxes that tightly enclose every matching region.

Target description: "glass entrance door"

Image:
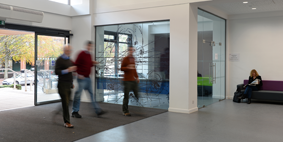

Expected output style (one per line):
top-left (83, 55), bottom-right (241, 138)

top-left (35, 34), bottom-right (67, 105)
top-left (197, 9), bottom-right (226, 108)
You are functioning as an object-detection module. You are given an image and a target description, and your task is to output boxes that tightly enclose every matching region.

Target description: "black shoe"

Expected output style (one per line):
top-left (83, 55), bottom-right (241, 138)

top-left (96, 110), bottom-right (107, 117)
top-left (239, 94), bottom-right (246, 99)
top-left (72, 112), bottom-right (82, 118)
top-left (247, 99), bottom-right (251, 104)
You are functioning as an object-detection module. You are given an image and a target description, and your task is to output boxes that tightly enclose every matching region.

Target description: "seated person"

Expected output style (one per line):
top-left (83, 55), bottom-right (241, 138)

top-left (240, 69), bottom-right (263, 104)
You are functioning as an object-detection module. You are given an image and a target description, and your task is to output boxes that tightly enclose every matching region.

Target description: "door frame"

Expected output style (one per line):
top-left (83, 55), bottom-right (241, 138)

top-left (35, 33), bottom-right (70, 106)
top-left (3, 24), bottom-right (72, 106)
top-left (197, 8), bottom-right (227, 108)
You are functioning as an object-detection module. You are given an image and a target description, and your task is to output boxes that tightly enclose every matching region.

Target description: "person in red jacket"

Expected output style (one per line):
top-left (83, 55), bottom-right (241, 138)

top-left (72, 41), bottom-right (106, 118)
top-left (121, 46), bottom-right (140, 116)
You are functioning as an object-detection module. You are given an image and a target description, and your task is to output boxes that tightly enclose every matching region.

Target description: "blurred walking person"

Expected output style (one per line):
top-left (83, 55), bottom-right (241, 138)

top-left (55, 45), bottom-right (77, 128)
top-left (72, 41), bottom-right (106, 118)
top-left (121, 46), bottom-right (140, 116)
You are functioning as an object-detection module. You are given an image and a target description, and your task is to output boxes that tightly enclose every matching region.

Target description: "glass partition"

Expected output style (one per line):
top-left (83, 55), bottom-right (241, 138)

top-left (95, 21), bottom-right (170, 110)
top-left (198, 9), bottom-right (226, 108)
top-left (36, 35), bottom-right (65, 104)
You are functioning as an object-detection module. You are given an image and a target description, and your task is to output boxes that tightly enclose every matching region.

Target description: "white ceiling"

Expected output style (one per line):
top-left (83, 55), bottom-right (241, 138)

top-left (199, 0), bottom-right (283, 15)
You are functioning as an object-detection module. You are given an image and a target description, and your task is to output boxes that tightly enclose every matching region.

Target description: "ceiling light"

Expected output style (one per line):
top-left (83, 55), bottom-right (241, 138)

top-left (252, 8), bottom-right (257, 10)
top-left (243, 1), bottom-right (248, 4)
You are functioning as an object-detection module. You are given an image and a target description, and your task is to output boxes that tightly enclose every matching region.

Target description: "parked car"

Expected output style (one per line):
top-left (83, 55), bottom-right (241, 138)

top-left (37, 71), bottom-right (58, 81)
top-left (2, 73), bottom-right (36, 85)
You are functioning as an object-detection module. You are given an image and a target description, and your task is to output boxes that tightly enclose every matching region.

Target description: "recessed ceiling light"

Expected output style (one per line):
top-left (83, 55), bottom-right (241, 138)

top-left (243, 1), bottom-right (248, 4)
top-left (252, 8), bottom-right (257, 10)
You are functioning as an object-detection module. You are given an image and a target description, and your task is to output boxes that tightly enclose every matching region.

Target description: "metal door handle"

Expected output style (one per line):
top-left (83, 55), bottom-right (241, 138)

top-left (214, 63), bottom-right (216, 84)
top-left (209, 63), bottom-right (211, 84)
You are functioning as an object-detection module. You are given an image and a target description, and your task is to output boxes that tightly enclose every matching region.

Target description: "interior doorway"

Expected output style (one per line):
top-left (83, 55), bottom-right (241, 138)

top-left (197, 9), bottom-right (226, 108)
top-left (0, 25), bottom-right (71, 111)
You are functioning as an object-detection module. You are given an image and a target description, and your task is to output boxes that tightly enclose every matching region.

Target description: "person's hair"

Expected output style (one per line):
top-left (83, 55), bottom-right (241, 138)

top-left (250, 69), bottom-right (259, 77)
top-left (128, 46), bottom-right (134, 50)
top-left (86, 41), bottom-right (93, 46)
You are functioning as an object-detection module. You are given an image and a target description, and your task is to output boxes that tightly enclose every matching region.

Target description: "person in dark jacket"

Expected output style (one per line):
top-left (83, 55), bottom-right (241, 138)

top-left (55, 45), bottom-right (77, 128)
top-left (241, 69), bottom-right (263, 104)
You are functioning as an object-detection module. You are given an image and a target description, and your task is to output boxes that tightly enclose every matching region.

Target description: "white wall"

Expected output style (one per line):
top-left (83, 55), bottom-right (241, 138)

top-left (71, 0), bottom-right (90, 16)
top-left (94, 0), bottom-right (208, 13)
top-left (70, 15), bottom-right (92, 102)
top-left (92, 3), bottom-right (199, 114)
top-left (227, 15), bottom-right (283, 98)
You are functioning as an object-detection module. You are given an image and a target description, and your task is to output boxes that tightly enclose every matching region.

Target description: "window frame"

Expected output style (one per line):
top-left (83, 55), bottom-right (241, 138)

top-left (49, 0), bottom-right (70, 5)
top-left (103, 31), bottom-right (132, 78)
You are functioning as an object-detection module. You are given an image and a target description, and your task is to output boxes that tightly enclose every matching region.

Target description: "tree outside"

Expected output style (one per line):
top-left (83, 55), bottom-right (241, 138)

top-left (37, 35), bottom-right (64, 71)
top-left (0, 34), bottom-right (34, 79)
top-left (0, 34), bottom-right (64, 79)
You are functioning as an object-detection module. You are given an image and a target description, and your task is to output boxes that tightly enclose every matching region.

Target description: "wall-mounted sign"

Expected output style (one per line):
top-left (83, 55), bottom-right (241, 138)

top-left (215, 53), bottom-right (218, 60)
top-left (0, 20), bottom-right (5, 28)
top-left (0, 20), bottom-right (5, 25)
top-left (36, 60), bottom-right (41, 66)
top-left (229, 53), bottom-right (240, 62)
top-left (51, 60), bottom-right (55, 66)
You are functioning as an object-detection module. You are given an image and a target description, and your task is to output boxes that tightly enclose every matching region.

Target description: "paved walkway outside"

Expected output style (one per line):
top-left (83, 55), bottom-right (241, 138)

top-left (0, 88), bottom-right (33, 111)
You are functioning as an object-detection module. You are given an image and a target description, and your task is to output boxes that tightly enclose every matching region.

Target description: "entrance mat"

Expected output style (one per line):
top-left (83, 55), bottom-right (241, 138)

top-left (0, 102), bottom-right (167, 142)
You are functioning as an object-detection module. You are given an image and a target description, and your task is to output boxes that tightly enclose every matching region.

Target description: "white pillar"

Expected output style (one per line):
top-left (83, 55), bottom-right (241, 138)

top-left (168, 4), bottom-right (198, 114)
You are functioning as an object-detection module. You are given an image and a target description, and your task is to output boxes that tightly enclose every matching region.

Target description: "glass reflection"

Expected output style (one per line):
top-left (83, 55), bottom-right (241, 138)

top-left (95, 21), bottom-right (170, 110)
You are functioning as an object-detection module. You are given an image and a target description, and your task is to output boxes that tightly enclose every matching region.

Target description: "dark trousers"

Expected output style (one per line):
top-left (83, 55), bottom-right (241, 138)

top-left (244, 85), bottom-right (258, 99)
top-left (123, 81), bottom-right (139, 113)
top-left (58, 81), bottom-right (72, 123)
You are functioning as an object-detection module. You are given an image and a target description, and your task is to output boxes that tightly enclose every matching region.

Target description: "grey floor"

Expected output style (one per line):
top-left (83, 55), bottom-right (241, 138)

top-left (103, 92), bottom-right (169, 110)
top-left (76, 100), bottom-right (283, 142)
top-left (103, 92), bottom-right (221, 110)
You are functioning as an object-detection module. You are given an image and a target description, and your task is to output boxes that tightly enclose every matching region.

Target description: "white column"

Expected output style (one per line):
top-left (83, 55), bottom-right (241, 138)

top-left (188, 4), bottom-right (198, 112)
top-left (168, 4), bottom-right (198, 114)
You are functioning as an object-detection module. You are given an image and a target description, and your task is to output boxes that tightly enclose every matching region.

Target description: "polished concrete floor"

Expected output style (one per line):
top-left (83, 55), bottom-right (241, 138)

top-left (103, 92), bottom-right (169, 110)
top-left (76, 100), bottom-right (283, 142)
top-left (103, 92), bottom-right (221, 110)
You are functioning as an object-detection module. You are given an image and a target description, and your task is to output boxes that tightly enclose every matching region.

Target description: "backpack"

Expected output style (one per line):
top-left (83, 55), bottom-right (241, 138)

top-left (233, 84), bottom-right (244, 103)
top-left (233, 91), bottom-right (242, 103)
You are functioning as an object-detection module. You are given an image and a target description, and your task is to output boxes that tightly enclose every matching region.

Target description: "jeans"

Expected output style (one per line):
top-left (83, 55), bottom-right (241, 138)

top-left (72, 77), bottom-right (101, 114)
top-left (58, 81), bottom-right (72, 123)
top-left (123, 81), bottom-right (139, 113)
top-left (244, 85), bottom-right (258, 99)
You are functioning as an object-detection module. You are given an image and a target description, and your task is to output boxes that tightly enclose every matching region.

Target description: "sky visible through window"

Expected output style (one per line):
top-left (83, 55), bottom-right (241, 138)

top-left (49, 0), bottom-right (69, 5)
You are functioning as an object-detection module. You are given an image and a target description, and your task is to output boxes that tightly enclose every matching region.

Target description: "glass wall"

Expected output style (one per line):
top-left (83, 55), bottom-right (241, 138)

top-left (95, 21), bottom-right (170, 110)
top-left (197, 9), bottom-right (226, 108)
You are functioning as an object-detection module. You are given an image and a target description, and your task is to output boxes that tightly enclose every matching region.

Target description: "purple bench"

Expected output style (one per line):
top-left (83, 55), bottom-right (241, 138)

top-left (239, 80), bottom-right (283, 101)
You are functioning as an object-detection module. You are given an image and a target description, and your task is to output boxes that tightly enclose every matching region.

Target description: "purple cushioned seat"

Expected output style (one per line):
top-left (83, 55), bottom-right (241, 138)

top-left (244, 80), bottom-right (283, 91)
